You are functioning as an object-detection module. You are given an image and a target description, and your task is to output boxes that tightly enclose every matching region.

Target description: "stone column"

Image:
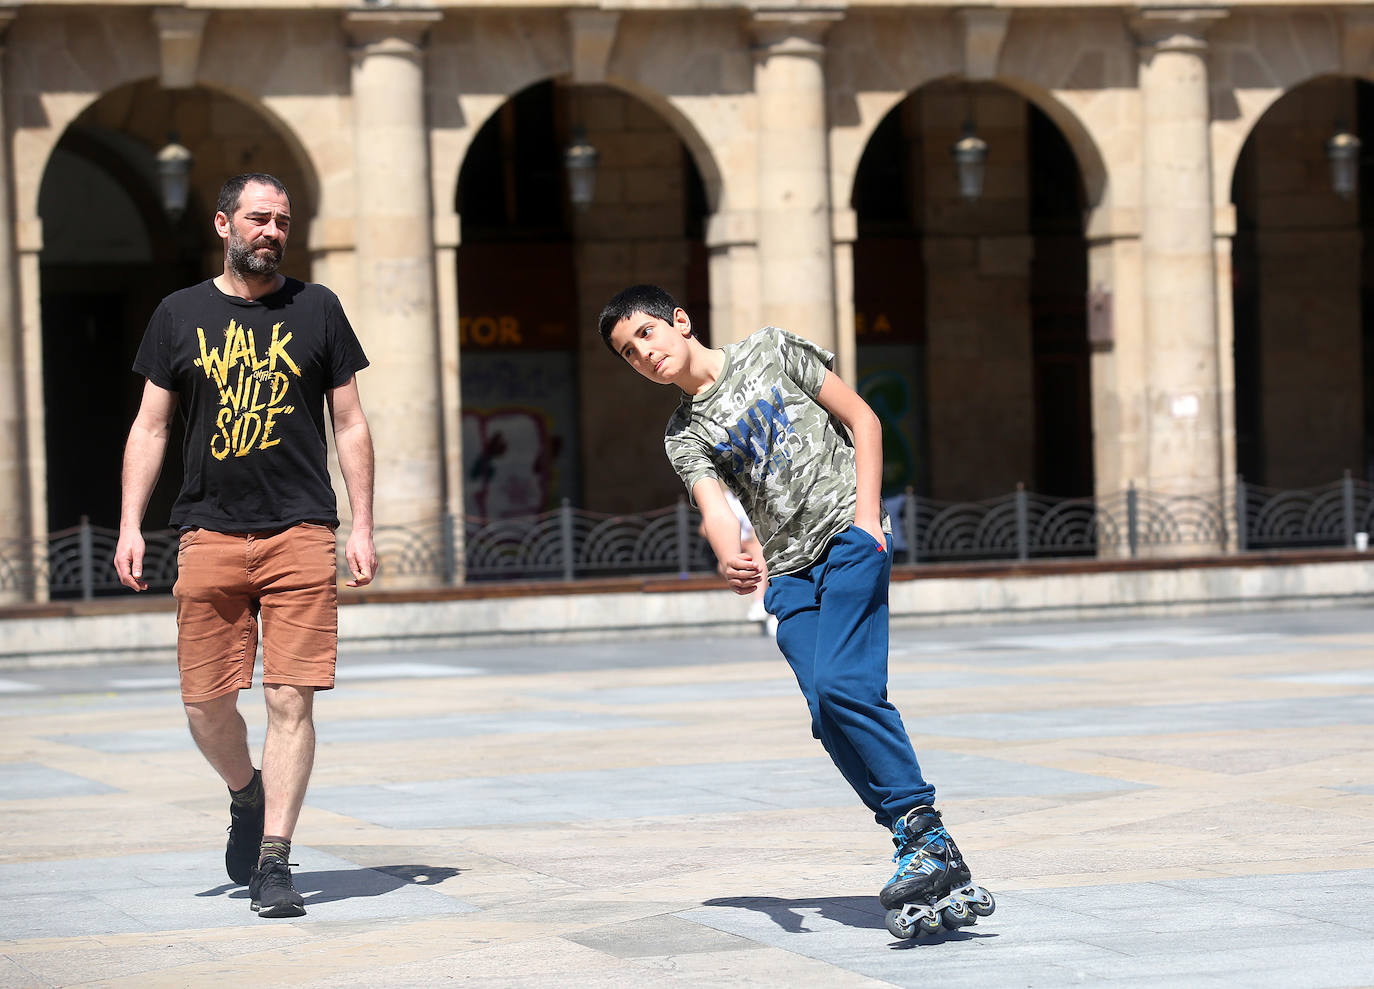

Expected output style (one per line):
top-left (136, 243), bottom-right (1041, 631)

top-left (1134, 8), bottom-right (1227, 499)
top-left (433, 209), bottom-right (464, 583)
top-left (1085, 206), bottom-right (1146, 552)
top-left (750, 9), bottom-right (841, 350)
top-left (830, 206), bottom-right (857, 385)
top-left (704, 208), bottom-right (758, 346)
top-left (1213, 202), bottom-right (1237, 544)
top-left (0, 11), bottom-right (29, 602)
top-left (345, 11), bottom-right (444, 560)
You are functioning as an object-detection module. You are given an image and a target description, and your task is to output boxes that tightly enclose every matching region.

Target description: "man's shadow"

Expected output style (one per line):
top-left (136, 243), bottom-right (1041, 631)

top-left (202, 864), bottom-right (461, 907)
top-left (700, 895), bottom-right (996, 946)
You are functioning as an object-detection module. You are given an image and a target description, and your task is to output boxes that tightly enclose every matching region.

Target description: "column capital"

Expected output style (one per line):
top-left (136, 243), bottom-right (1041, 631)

top-left (1131, 7), bottom-right (1228, 54)
top-left (705, 209), bottom-right (758, 249)
top-left (831, 206), bottom-right (856, 245)
top-left (749, 8), bottom-right (844, 58)
top-left (345, 9), bottom-right (442, 55)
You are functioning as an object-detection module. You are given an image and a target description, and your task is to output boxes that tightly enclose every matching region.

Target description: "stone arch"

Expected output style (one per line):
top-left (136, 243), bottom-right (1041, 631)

top-left (1209, 11), bottom-right (1349, 206)
top-left (834, 74), bottom-right (1108, 223)
top-left (845, 74), bottom-right (1096, 503)
top-left (603, 78), bottom-right (726, 215)
top-left (19, 78), bottom-right (321, 232)
top-left (450, 76), bottom-right (713, 517)
top-left (828, 10), bottom-right (1117, 221)
top-left (1214, 70), bottom-right (1347, 206)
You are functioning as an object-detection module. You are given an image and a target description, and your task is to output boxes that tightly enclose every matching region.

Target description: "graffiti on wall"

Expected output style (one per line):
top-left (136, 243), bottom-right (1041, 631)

top-left (460, 352), bottom-right (579, 519)
top-left (857, 343), bottom-right (922, 495)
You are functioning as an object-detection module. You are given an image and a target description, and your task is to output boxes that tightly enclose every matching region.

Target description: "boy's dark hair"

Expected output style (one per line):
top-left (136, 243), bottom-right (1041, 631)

top-left (597, 284), bottom-right (681, 354)
top-left (216, 173), bottom-right (291, 219)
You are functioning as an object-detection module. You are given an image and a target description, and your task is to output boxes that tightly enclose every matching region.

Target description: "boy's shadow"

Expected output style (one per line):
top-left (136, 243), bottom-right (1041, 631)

top-left (701, 895), bottom-right (887, 933)
top-left (700, 895), bottom-right (997, 946)
top-left (202, 864), bottom-right (461, 907)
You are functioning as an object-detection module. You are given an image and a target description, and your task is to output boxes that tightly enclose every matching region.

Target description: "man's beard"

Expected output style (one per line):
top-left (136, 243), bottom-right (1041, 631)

top-left (227, 228), bottom-right (284, 278)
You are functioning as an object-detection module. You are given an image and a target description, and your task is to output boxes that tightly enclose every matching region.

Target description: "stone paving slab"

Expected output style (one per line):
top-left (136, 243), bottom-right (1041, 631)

top-left (1, 609), bottom-right (1373, 987)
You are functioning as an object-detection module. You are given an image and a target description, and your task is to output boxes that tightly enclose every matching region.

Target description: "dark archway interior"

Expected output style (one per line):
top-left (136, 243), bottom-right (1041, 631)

top-left (1231, 76), bottom-right (1374, 489)
top-left (851, 84), bottom-right (1091, 501)
top-left (454, 80), bottom-right (709, 519)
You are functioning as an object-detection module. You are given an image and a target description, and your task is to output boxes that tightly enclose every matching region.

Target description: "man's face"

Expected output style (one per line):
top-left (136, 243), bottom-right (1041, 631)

top-left (221, 182), bottom-right (290, 278)
top-left (607, 307), bottom-right (692, 385)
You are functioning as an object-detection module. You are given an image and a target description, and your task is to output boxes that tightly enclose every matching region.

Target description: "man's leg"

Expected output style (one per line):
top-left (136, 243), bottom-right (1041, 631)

top-left (260, 683), bottom-right (316, 840)
top-left (184, 691), bottom-right (255, 791)
top-left (173, 528), bottom-right (264, 887)
top-left (247, 524), bottom-right (336, 918)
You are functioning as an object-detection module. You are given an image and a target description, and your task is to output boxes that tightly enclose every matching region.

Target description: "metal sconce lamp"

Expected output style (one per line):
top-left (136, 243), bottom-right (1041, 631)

top-left (1327, 125), bottom-right (1362, 200)
top-left (564, 125), bottom-right (599, 210)
top-left (952, 119), bottom-right (989, 203)
top-left (156, 134), bottom-right (193, 222)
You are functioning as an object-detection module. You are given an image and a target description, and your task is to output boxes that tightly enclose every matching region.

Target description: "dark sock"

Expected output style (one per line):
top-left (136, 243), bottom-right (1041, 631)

top-left (229, 768), bottom-right (263, 808)
top-left (259, 836), bottom-right (291, 867)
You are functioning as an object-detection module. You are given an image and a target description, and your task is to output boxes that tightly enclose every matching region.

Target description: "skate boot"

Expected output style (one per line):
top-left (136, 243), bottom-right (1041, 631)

top-left (879, 805), bottom-right (995, 939)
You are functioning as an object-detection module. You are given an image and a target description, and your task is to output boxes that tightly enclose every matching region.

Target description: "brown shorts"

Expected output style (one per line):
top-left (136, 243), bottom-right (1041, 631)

top-left (173, 523), bottom-right (338, 703)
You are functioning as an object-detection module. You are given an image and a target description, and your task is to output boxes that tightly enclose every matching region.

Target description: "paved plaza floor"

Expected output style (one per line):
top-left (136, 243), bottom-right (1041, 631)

top-left (1, 608), bottom-right (1373, 987)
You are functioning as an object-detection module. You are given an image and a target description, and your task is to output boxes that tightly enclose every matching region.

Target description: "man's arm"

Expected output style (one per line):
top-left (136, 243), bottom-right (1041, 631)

top-left (327, 374), bottom-right (377, 587)
top-left (114, 380), bottom-right (178, 591)
top-left (815, 370), bottom-right (885, 543)
top-left (693, 477), bottom-right (762, 595)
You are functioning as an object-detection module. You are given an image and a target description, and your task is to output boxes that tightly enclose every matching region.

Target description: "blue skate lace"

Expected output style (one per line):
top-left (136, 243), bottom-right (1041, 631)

top-left (892, 824), bottom-right (950, 873)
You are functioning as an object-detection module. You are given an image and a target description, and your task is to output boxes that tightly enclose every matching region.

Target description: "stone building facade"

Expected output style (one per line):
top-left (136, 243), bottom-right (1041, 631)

top-left (2, 1), bottom-right (1372, 596)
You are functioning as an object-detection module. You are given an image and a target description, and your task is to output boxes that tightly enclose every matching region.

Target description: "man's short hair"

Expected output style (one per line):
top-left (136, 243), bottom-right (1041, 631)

top-left (216, 173), bottom-right (291, 219)
top-left (597, 284), bottom-right (681, 354)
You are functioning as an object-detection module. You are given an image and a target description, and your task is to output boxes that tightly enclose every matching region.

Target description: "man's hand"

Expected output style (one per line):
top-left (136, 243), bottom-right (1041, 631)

top-left (344, 527), bottom-right (377, 587)
top-left (113, 527), bottom-right (148, 592)
top-left (722, 552), bottom-right (763, 594)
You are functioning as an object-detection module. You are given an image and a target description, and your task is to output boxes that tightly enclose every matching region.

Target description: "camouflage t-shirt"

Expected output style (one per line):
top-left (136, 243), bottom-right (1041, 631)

top-left (665, 326), bottom-right (889, 577)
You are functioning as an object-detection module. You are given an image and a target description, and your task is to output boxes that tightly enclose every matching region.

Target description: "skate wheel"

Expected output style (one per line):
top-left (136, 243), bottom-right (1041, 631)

top-left (917, 912), bottom-right (943, 935)
top-left (885, 908), bottom-right (915, 940)
top-left (969, 888), bottom-right (996, 918)
top-left (941, 900), bottom-right (973, 929)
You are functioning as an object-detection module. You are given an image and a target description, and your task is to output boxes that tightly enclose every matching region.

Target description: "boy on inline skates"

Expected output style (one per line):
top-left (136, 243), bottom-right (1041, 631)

top-left (598, 284), bottom-right (993, 938)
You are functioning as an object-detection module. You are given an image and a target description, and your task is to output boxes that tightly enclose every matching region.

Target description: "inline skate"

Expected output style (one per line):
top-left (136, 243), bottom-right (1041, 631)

top-left (879, 805), bottom-right (996, 939)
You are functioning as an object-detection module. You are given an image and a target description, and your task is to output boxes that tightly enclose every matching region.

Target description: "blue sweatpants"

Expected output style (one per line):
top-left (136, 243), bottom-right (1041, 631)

top-left (764, 525), bottom-right (936, 829)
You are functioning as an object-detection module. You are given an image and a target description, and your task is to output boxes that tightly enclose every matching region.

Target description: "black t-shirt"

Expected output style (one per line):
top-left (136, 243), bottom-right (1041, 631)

top-left (133, 277), bottom-right (369, 531)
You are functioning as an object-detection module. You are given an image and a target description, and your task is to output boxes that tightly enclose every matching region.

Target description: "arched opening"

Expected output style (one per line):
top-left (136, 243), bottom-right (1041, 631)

top-left (455, 79), bottom-right (709, 518)
top-left (38, 80), bottom-right (315, 547)
top-left (1231, 75), bottom-right (1374, 489)
top-left (850, 79), bottom-right (1092, 506)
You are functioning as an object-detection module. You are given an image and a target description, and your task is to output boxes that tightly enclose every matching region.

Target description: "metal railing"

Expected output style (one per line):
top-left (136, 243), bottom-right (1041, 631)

top-left (6, 473), bottom-right (1373, 600)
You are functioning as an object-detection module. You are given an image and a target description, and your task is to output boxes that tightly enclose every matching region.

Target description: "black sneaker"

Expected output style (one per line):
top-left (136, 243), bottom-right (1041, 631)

top-left (225, 790), bottom-right (265, 887)
top-left (249, 855), bottom-right (306, 918)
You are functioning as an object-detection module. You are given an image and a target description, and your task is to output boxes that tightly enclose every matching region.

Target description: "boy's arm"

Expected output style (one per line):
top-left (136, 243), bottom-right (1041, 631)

top-left (114, 380), bottom-right (178, 591)
top-left (693, 477), bottom-right (763, 595)
top-left (815, 370), bottom-right (885, 543)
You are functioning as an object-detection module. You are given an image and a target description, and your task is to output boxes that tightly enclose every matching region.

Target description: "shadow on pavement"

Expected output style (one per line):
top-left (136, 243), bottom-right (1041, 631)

top-left (886, 926), bottom-right (998, 948)
top-left (202, 863), bottom-right (462, 907)
top-left (700, 895), bottom-right (886, 932)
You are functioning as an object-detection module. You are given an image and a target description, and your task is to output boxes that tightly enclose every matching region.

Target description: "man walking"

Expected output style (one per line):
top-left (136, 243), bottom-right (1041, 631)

top-left (114, 173), bottom-right (376, 918)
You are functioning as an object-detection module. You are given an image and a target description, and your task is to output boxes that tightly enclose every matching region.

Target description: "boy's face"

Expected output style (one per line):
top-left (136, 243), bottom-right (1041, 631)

top-left (607, 307), bottom-right (693, 385)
